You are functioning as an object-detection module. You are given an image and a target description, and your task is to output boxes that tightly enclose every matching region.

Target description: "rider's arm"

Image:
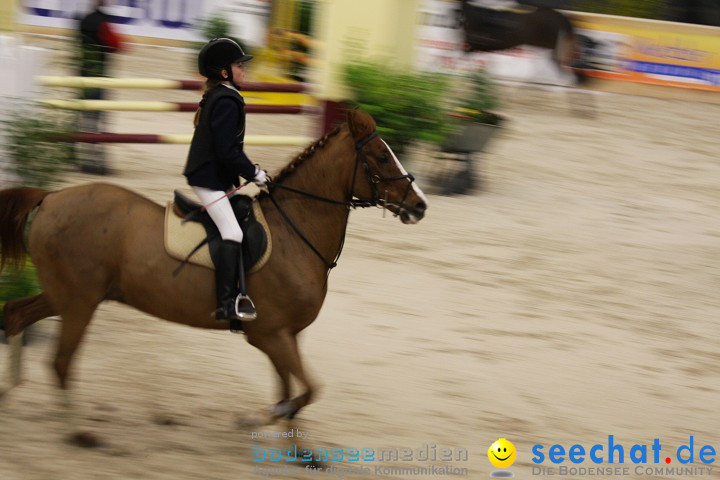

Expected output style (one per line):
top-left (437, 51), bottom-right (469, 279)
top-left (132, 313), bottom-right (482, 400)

top-left (210, 97), bottom-right (257, 181)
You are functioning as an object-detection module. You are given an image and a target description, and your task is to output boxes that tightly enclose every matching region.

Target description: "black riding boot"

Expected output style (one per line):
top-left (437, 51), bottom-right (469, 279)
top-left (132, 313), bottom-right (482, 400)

top-left (214, 240), bottom-right (240, 322)
top-left (214, 240), bottom-right (257, 323)
top-left (235, 246), bottom-right (257, 321)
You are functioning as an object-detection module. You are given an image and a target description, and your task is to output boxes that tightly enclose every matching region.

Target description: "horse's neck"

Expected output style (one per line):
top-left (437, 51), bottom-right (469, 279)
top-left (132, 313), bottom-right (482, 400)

top-left (284, 131), bottom-right (355, 203)
top-left (267, 131), bottom-right (356, 269)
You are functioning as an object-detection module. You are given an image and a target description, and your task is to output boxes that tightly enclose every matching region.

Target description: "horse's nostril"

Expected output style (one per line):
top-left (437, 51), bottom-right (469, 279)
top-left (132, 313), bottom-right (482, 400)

top-left (416, 201), bottom-right (427, 213)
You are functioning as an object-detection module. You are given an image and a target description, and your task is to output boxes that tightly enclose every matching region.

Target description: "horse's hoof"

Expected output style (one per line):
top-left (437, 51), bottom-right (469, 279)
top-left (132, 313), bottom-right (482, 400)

top-left (236, 413), bottom-right (271, 428)
top-left (305, 459), bottom-right (325, 470)
top-left (272, 400), bottom-right (297, 420)
top-left (69, 432), bottom-right (104, 448)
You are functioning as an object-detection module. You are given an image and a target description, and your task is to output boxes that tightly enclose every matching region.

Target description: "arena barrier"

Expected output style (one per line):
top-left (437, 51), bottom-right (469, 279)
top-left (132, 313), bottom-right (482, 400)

top-left (36, 76), bottom-right (306, 92)
top-left (67, 133), bottom-right (312, 145)
top-left (39, 99), bottom-right (318, 115)
top-left (35, 76), bottom-right (316, 146)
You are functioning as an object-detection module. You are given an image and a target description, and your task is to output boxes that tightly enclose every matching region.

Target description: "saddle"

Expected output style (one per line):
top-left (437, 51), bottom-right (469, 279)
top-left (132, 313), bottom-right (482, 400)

top-left (164, 191), bottom-right (272, 273)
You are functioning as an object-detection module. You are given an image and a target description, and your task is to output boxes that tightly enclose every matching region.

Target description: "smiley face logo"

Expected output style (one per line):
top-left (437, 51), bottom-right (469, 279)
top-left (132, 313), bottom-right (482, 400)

top-left (488, 438), bottom-right (516, 468)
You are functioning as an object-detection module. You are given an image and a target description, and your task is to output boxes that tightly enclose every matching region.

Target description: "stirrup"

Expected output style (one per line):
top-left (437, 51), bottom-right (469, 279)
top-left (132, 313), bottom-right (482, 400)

top-left (234, 294), bottom-right (257, 321)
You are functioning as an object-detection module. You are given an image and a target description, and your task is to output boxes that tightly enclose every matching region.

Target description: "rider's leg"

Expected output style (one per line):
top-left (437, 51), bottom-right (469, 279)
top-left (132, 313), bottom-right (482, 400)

top-left (192, 187), bottom-right (257, 322)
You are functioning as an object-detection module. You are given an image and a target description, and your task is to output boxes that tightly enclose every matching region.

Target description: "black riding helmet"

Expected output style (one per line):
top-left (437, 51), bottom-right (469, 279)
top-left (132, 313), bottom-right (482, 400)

top-left (198, 38), bottom-right (253, 79)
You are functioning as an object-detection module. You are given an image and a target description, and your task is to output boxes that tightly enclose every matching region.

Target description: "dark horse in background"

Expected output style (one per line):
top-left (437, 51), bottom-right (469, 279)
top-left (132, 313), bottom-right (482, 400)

top-left (459, 0), bottom-right (586, 83)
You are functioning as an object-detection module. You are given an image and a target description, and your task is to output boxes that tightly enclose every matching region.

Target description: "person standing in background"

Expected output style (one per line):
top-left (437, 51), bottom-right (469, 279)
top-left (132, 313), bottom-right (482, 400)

top-left (77, 0), bottom-right (124, 175)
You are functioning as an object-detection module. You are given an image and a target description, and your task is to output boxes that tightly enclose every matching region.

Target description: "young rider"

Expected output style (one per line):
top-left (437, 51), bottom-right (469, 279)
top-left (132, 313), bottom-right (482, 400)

top-left (183, 38), bottom-right (267, 324)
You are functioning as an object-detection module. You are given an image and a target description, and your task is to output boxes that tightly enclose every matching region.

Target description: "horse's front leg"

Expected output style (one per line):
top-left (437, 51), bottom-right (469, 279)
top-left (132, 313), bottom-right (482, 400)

top-left (248, 331), bottom-right (317, 420)
top-left (267, 346), bottom-right (293, 418)
top-left (282, 335), bottom-right (317, 417)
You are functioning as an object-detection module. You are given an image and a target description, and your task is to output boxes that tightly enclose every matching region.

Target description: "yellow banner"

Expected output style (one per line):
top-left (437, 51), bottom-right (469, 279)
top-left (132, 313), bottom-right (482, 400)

top-left (572, 14), bottom-right (720, 91)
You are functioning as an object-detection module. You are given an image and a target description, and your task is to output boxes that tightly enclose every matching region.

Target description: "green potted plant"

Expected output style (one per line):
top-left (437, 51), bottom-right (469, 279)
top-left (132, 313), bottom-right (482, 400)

top-left (196, 13), bottom-right (250, 53)
top-left (442, 70), bottom-right (503, 154)
top-left (432, 70), bottom-right (504, 195)
top-left (2, 108), bottom-right (76, 188)
top-left (343, 61), bottom-right (454, 154)
top-left (342, 63), bottom-right (502, 195)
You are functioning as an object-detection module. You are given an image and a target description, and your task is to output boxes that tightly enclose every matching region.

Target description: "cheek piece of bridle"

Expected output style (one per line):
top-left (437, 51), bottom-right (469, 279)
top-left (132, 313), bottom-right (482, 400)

top-left (265, 131), bottom-right (416, 271)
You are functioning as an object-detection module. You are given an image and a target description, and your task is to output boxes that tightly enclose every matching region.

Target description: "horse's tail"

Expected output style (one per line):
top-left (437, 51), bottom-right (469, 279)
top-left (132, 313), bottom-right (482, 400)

top-left (0, 187), bottom-right (50, 273)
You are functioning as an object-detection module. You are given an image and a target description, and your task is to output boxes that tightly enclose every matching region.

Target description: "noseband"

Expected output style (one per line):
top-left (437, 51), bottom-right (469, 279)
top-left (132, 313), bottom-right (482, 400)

top-left (266, 130), bottom-right (417, 271)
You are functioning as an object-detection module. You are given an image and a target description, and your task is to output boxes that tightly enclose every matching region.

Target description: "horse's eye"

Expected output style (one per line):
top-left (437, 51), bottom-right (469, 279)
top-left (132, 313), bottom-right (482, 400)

top-left (378, 154), bottom-right (389, 164)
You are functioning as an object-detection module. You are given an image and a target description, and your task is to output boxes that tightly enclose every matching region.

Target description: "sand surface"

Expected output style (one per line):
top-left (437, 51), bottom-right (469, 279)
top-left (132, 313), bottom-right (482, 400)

top-left (1, 37), bottom-right (720, 480)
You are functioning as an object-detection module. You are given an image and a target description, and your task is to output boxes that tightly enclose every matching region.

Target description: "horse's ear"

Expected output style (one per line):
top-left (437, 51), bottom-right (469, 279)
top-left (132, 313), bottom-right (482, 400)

top-left (347, 107), bottom-right (376, 140)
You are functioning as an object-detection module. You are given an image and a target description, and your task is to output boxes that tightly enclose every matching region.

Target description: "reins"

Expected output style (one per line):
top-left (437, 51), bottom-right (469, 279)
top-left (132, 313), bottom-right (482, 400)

top-left (264, 130), bottom-right (415, 273)
top-left (265, 181), bottom-right (374, 209)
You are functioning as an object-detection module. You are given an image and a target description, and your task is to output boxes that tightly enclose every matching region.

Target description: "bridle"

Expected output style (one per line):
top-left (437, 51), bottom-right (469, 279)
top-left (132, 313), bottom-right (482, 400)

top-left (266, 130), bottom-right (416, 272)
top-left (351, 133), bottom-right (416, 212)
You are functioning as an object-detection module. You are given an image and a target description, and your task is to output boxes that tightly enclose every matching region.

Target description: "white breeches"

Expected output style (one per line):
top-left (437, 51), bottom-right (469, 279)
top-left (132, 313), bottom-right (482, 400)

top-left (192, 186), bottom-right (244, 243)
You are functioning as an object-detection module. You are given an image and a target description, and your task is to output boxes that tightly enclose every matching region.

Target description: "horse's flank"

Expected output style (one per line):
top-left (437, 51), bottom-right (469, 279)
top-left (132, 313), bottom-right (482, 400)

top-left (28, 183), bottom-right (228, 327)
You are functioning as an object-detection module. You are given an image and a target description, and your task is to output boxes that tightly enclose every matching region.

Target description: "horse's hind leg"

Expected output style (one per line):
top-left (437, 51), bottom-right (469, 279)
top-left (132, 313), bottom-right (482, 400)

top-left (52, 303), bottom-right (102, 447)
top-left (0, 335), bottom-right (22, 402)
top-left (3, 293), bottom-right (56, 338)
top-left (1, 294), bottom-right (56, 397)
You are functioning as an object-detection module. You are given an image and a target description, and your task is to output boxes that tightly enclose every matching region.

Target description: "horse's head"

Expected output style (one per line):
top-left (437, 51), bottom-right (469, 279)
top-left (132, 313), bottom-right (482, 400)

top-left (346, 109), bottom-right (428, 224)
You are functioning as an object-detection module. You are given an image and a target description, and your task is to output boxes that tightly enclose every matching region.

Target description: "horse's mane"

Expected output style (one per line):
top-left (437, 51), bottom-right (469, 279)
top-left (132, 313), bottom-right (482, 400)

top-left (273, 125), bottom-right (343, 183)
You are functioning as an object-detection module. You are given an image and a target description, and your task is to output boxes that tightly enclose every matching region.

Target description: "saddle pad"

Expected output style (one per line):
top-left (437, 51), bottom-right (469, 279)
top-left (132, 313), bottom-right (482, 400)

top-left (164, 200), bottom-right (272, 273)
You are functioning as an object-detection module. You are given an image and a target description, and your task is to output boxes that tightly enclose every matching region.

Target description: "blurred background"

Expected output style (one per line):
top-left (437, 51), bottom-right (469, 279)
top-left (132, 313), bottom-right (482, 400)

top-left (1, 1), bottom-right (719, 479)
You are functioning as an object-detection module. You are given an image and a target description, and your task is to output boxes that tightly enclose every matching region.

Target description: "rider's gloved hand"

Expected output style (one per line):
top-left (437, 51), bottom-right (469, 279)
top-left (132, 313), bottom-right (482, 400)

top-left (253, 167), bottom-right (268, 186)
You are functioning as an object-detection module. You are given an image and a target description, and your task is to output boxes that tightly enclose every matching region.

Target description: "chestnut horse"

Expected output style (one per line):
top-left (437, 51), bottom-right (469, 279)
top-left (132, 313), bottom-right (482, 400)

top-left (0, 109), bottom-right (427, 446)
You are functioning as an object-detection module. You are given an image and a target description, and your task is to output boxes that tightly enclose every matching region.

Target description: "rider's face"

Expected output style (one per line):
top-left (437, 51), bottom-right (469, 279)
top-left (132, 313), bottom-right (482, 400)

top-left (230, 61), bottom-right (246, 84)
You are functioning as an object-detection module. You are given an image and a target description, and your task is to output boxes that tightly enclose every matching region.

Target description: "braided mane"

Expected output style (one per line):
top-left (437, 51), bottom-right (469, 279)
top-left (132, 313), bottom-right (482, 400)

top-left (272, 125), bottom-right (343, 183)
